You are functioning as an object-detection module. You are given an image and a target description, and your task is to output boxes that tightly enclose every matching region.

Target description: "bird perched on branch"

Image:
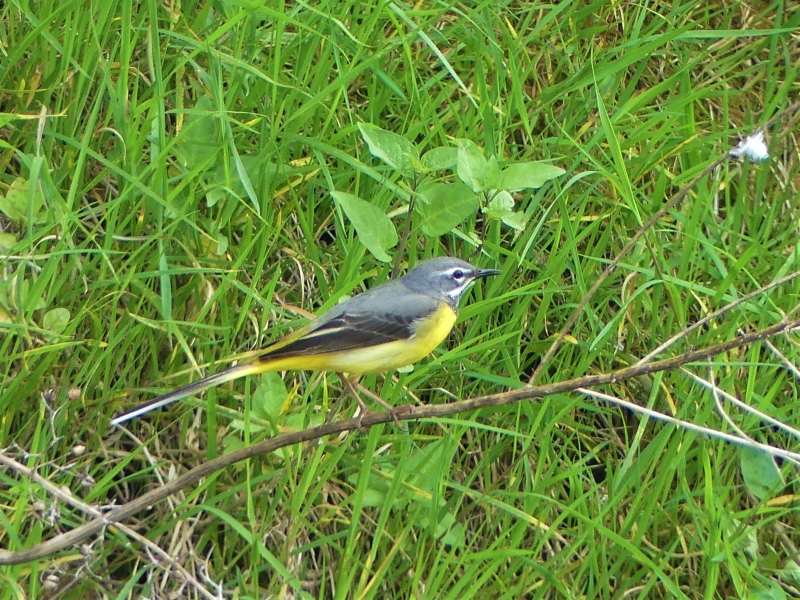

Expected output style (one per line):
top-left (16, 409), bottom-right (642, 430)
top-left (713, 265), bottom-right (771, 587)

top-left (111, 256), bottom-right (500, 425)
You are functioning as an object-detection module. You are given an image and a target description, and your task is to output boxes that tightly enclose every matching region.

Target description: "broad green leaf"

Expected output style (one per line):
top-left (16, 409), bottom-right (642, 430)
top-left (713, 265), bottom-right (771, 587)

top-left (174, 95), bottom-right (221, 169)
top-left (485, 190), bottom-right (515, 215)
top-left (759, 545), bottom-right (779, 570)
top-left (417, 182), bottom-right (479, 236)
top-left (484, 190), bottom-right (526, 230)
top-left (214, 155), bottom-right (279, 192)
top-left (748, 582), bottom-right (787, 600)
top-left (253, 372), bottom-right (289, 422)
top-left (359, 487), bottom-right (388, 508)
top-left (284, 410), bottom-right (324, 432)
top-left (499, 161), bottom-right (565, 190)
top-left (779, 562), bottom-right (800, 586)
top-left (501, 211), bottom-right (527, 230)
top-left (42, 308), bottom-right (70, 335)
top-left (485, 155), bottom-right (501, 190)
top-left (741, 448), bottom-right (784, 500)
top-left (721, 517), bottom-right (758, 559)
top-left (0, 233), bottom-right (17, 250)
top-left (0, 177), bottom-right (47, 224)
top-left (222, 433), bottom-right (247, 455)
top-left (434, 511), bottom-right (466, 548)
top-left (345, 470), bottom-right (391, 507)
top-left (205, 188), bottom-right (226, 208)
top-left (331, 191), bottom-right (397, 262)
top-left (406, 439), bottom-right (448, 495)
top-left (456, 139), bottom-right (488, 192)
top-left (421, 146), bottom-right (458, 170)
top-left (216, 234), bottom-right (229, 255)
top-left (207, 155), bottom-right (279, 213)
top-left (358, 123), bottom-right (419, 175)
top-left (18, 277), bottom-right (46, 312)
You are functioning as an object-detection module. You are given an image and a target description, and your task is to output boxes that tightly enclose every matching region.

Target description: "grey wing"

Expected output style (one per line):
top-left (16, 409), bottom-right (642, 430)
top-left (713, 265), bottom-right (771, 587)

top-left (262, 288), bottom-right (439, 359)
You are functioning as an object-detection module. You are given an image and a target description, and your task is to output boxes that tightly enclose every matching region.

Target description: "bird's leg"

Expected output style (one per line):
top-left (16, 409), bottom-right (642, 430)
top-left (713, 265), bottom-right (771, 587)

top-left (342, 376), bottom-right (370, 415)
top-left (340, 374), bottom-right (403, 429)
top-left (354, 381), bottom-right (396, 412)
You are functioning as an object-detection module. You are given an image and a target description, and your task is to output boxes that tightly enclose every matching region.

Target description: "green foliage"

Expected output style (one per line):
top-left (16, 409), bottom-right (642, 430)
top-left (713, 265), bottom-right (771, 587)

top-left (740, 448), bottom-right (784, 501)
top-left (336, 126), bottom-right (564, 260)
top-left (417, 181), bottom-right (479, 236)
top-left (0, 0), bottom-right (798, 598)
top-left (358, 123), bottom-right (419, 176)
top-left (174, 95), bottom-right (222, 170)
top-left (331, 191), bottom-right (398, 262)
top-left (41, 308), bottom-right (70, 336)
top-left (346, 436), bottom-right (465, 547)
top-left (0, 176), bottom-right (47, 225)
top-left (252, 372), bottom-right (290, 425)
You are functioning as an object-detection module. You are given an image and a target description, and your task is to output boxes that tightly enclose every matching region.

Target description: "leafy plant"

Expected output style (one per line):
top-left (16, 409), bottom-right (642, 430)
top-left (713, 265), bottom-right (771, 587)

top-left (332, 124), bottom-right (565, 262)
top-left (0, 176), bottom-right (48, 226)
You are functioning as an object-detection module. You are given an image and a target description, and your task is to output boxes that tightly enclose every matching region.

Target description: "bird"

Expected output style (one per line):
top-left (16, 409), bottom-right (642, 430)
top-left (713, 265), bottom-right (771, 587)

top-left (110, 256), bottom-right (500, 425)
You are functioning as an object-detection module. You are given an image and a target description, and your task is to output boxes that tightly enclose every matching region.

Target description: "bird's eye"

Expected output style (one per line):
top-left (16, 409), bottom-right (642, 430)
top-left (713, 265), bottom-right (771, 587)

top-left (452, 269), bottom-right (464, 280)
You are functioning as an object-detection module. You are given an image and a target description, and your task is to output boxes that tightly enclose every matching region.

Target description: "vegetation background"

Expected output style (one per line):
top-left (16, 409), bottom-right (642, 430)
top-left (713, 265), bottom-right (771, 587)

top-left (1, 1), bottom-right (799, 598)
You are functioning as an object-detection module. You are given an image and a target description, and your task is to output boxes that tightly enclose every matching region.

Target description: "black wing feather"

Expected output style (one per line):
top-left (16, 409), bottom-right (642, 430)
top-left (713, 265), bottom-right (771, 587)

top-left (260, 312), bottom-right (416, 360)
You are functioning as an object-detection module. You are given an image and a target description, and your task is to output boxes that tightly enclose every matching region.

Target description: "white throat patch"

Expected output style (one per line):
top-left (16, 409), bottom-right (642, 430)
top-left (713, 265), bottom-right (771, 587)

top-left (445, 279), bottom-right (475, 304)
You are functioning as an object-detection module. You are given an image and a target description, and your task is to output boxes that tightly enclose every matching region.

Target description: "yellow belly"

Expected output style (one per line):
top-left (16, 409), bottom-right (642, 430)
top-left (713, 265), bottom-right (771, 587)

top-left (259, 304), bottom-right (457, 374)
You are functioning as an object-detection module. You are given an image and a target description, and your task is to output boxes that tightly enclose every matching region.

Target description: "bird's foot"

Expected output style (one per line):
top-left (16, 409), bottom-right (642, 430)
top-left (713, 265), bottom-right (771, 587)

top-left (343, 376), bottom-right (405, 430)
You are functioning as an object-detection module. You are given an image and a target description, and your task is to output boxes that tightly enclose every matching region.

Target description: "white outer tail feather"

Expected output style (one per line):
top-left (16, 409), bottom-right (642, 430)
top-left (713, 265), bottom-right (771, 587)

top-left (110, 363), bottom-right (259, 425)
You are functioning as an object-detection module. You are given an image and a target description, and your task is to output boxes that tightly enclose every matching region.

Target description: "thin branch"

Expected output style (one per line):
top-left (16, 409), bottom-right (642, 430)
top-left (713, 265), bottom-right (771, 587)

top-left (0, 318), bottom-right (797, 565)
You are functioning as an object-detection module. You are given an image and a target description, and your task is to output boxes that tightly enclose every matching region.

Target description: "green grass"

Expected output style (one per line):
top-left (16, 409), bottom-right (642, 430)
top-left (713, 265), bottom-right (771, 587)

top-left (1, 0), bottom-right (799, 597)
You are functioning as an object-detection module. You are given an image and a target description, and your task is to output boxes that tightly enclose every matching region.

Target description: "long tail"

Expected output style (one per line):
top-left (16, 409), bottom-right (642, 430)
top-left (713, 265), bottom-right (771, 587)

top-left (110, 363), bottom-right (262, 426)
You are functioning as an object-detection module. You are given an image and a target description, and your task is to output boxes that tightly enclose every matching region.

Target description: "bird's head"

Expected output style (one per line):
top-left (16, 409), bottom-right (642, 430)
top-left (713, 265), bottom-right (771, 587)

top-left (402, 257), bottom-right (501, 306)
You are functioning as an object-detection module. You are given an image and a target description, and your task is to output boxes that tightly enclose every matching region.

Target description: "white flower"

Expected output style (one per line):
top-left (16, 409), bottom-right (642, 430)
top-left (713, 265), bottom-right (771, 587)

top-left (730, 130), bottom-right (769, 162)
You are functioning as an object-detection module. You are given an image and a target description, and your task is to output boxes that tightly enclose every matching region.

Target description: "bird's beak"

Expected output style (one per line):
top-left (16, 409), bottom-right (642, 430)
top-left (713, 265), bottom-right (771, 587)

top-left (475, 268), bottom-right (501, 279)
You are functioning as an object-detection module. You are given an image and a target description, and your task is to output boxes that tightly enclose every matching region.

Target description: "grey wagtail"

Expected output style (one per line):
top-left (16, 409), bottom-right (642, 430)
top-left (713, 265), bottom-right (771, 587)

top-left (110, 256), bottom-right (500, 425)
